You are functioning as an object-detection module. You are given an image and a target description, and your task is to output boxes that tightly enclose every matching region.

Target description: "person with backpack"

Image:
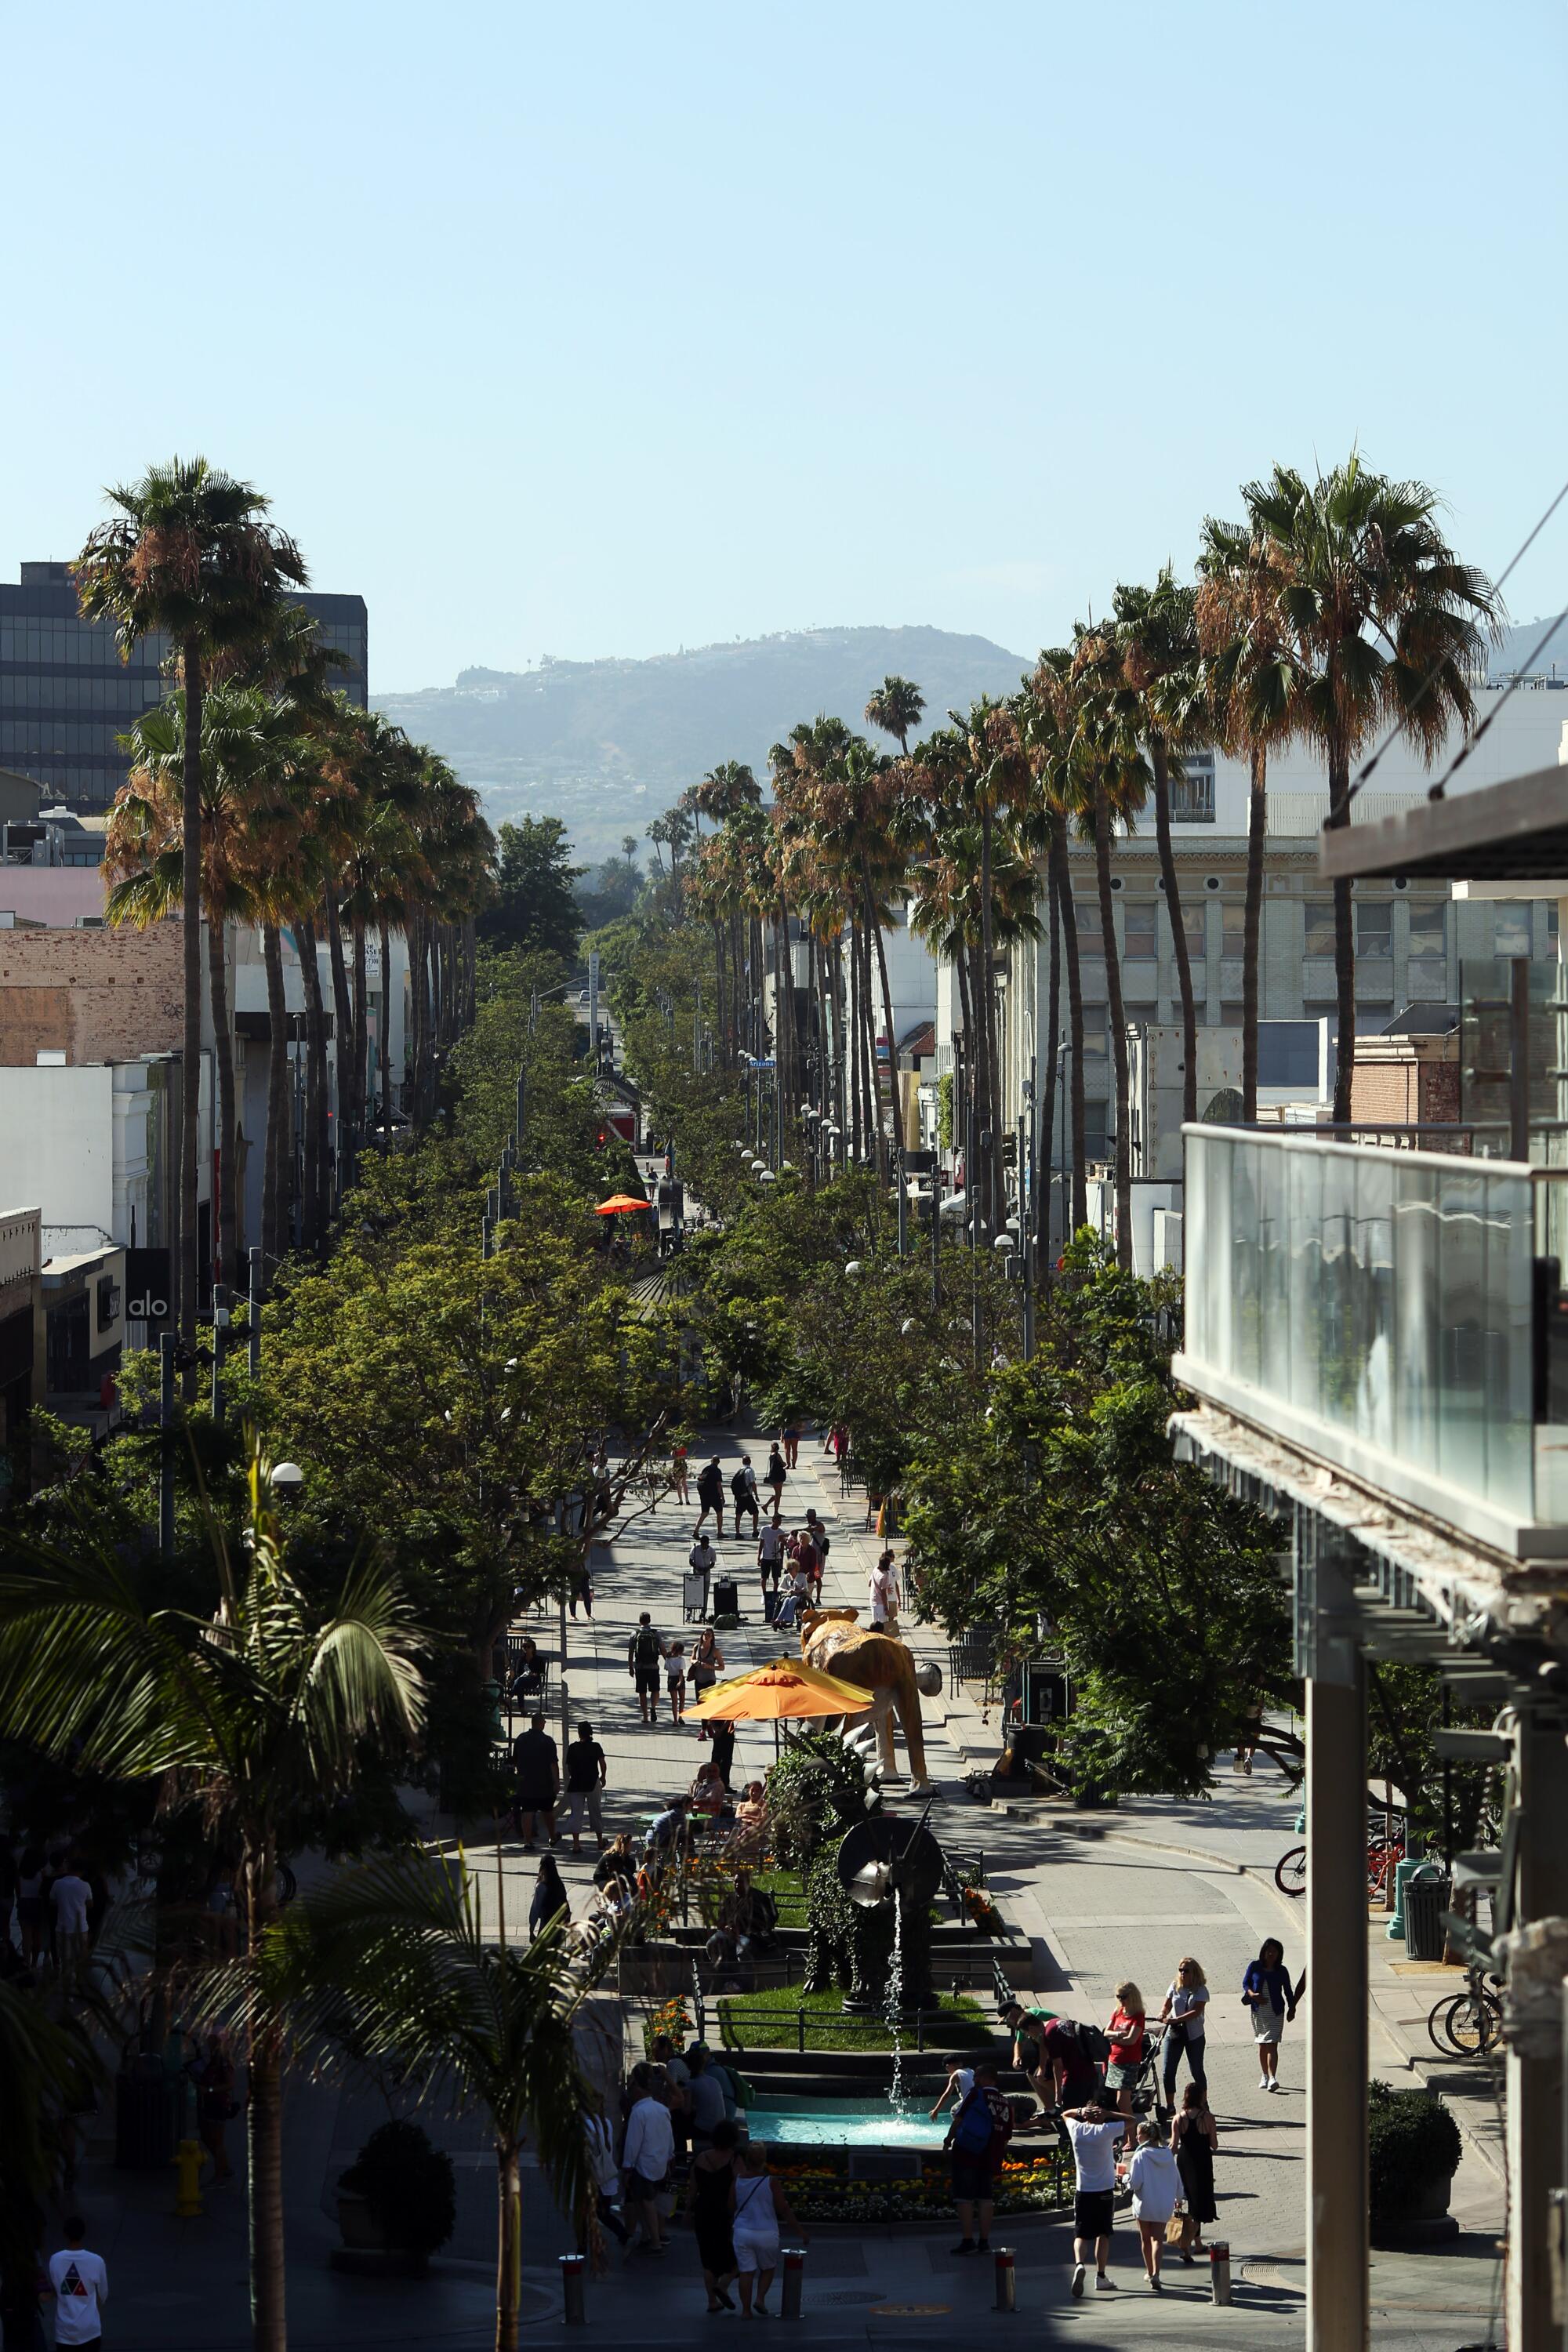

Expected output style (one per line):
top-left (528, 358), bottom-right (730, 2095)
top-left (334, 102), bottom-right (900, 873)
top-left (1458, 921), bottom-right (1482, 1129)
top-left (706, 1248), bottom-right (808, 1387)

top-left (628, 1613), bottom-right (667, 1726)
top-left (1041, 2015), bottom-right (1107, 2112)
top-left (731, 1457), bottom-right (760, 1537)
top-left (694, 1457), bottom-right (728, 1539)
top-left (1001, 1999), bottom-right (1062, 2114)
top-left (943, 2061), bottom-right (1013, 2254)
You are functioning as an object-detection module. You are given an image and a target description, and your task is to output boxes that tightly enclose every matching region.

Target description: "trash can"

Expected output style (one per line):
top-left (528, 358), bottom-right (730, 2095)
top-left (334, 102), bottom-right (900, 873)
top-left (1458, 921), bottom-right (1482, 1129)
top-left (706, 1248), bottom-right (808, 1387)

top-left (713, 1576), bottom-right (739, 1619)
top-left (1403, 1866), bottom-right (1449, 1962)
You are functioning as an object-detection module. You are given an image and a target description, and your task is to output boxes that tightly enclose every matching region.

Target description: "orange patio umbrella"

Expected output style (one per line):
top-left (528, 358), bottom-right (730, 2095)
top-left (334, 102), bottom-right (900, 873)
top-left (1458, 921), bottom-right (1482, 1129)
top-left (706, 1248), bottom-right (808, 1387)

top-left (688, 1660), bottom-right (873, 1722)
top-left (596, 1192), bottom-right (651, 1214)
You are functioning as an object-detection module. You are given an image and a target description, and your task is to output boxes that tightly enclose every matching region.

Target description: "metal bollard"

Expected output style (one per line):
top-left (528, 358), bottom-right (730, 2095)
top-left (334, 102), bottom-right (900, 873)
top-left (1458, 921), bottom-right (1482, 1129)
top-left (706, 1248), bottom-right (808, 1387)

top-left (1208, 2241), bottom-right (1232, 2305)
top-left (560, 2252), bottom-right (586, 2325)
top-left (780, 2245), bottom-right (806, 2318)
top-left (993, 2245), bottom-right (1016, 2311)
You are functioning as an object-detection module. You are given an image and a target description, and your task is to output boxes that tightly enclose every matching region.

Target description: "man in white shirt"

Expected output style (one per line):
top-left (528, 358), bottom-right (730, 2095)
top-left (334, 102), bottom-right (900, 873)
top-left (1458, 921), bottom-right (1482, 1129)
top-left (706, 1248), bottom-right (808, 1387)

top-left (1062, 2102), bottom-right (1127, 2296)
top-left (620, 2076), bottom-right (676, 2252)
top-left (49, 2217), bottom-right (107, 2349)
top-left (757, 1520), bottom-right (783, 1604)
top-left (868, 1550), bottom-right (901, 1630)
top-left (50, 1858), bottom-right (93, 1980)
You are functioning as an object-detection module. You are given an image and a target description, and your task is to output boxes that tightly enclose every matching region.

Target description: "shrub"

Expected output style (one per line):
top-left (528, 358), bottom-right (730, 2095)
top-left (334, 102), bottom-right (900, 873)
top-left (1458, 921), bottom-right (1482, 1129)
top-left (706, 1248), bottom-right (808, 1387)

top-left (339, 2120), bottom-right (456, 2256)
top-left (1367, 2082), bottom-right (1461, 2224)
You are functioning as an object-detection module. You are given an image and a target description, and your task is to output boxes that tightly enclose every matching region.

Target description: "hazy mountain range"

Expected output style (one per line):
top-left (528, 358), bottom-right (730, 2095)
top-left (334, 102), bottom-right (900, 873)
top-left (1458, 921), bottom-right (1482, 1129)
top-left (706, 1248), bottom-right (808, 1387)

top-left (375, 624), bottom-right (1028, 862)
top-left (374, 616), bottom-right (1566, 864)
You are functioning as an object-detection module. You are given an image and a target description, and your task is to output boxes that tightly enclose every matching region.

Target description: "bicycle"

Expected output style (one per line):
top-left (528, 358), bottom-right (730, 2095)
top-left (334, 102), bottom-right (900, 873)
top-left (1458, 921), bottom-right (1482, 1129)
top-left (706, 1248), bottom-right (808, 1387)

top-left (1272, 1832), bottom-right (1406, 1900)
top-left (1426, 1979), bottom-right (1501, 2060)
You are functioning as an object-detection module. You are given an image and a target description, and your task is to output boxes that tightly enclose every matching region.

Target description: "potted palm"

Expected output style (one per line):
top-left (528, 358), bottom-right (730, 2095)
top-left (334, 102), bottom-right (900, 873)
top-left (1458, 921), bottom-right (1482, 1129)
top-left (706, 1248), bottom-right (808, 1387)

top-left (336, 2119), bottom-right (456, 2274)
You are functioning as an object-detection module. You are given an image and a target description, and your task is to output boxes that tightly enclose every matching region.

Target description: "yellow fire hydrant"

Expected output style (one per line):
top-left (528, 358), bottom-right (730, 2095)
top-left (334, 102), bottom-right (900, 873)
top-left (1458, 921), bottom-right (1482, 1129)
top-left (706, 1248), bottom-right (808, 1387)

top-left (175, 2137), bottom-right (209, 2218)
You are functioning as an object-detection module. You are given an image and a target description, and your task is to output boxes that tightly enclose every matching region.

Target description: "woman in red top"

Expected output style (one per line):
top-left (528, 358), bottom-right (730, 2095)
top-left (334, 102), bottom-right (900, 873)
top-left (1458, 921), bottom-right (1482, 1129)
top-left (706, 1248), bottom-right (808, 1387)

top-left (1103, 1980), bottom-right (1148, 2115)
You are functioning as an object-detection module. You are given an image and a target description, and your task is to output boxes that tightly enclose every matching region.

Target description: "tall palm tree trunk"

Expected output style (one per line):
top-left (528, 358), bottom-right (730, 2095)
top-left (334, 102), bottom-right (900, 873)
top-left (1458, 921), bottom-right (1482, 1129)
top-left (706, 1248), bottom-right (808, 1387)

top-left (1041, 866), bottom-right (1062, 1267)
top-left (241, 1840), bottom-right (285, 2352)
top-left (261, 924), bottom-right (289, 1274)
top-left (859, 922), bottom-right (883, 1175)
top-left (379, 916), bottom-right (394, 1135)
top-left (350, 913), bottom-right (369, 1179)
top-left (294, 920), bottom-right (331, 1247)
top-left (207, 919), bottom-right (238, 1292)
top-left (863, 858), bottom-right (905, 1156)
top-left (1241, 744), bottom-right (1269, 1123)
top-left (326, 907), bottom-right (352, 1204)
top-left (713, 920), bottom-right (727, 1066)
top-left (847, 927), bottom-right (862, 1163)
top-left (1151, 742), bottom-right (1199, 1126)
top-left (496, 2142), bottom-right (524, 2352)
top-left (180, 634), bottom-right (205, 1371)
top-left (979, 803), bottom-right (996, 1227)
top-left (1050, 814), bottom-right (1088, 1231)
top-left (1327, 731), bottom-right (1356, 1123)
top-left (1092, 789), bottom-right (1133, 1269)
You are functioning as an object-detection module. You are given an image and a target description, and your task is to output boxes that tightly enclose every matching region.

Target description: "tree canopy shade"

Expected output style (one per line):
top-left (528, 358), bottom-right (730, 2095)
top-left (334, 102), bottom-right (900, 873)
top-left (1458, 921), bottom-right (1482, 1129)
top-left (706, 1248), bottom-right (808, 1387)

top-left (902, 1239), bottom-right (1291, 1796)
top-left (481, 815), bottom-right (586, 961)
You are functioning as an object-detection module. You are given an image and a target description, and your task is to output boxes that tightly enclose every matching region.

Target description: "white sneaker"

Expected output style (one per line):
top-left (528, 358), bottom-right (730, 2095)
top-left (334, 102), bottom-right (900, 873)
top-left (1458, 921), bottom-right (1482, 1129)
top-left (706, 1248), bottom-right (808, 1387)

top-left (1096, 2272), bottom-right (1116, 2292)
top-left (1071, 2264), bottom-right (1087, 2299)
top-left (1267, 2077), bottom-right (1279, 2092)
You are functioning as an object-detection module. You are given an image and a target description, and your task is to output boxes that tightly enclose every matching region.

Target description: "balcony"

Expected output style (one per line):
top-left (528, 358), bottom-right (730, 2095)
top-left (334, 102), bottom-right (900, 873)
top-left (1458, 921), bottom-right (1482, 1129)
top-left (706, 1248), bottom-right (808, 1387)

top-left (1173, 1126), bottom-right (1568, 1558)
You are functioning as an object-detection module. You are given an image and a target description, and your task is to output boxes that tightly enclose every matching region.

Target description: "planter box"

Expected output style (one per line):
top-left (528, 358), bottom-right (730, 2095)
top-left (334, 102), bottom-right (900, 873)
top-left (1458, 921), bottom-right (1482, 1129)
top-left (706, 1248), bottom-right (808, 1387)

top-left (331, 2192), bottom-right (429, 2278)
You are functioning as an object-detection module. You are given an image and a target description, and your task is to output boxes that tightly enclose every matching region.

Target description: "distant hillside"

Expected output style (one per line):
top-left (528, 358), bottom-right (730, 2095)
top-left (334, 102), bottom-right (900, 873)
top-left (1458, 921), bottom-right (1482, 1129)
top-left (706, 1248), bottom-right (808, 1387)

top-left (376, 624), bottom-right (1027, 862)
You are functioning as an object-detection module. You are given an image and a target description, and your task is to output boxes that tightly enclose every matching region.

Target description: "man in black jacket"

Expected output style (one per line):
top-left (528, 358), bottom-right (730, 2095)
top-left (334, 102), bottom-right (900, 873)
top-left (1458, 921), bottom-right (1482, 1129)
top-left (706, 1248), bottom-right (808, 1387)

top-left (694, 1456), bottom-right (728, 1540)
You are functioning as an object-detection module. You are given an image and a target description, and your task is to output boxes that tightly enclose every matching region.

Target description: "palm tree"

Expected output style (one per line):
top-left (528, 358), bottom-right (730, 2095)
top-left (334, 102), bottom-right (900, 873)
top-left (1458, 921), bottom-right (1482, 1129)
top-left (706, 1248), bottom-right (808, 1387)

top-left (74, 461), bottom-right (306, 1362)
top-left (622, 832), bottom-right (637, 873)
top-left (258, 1847), bottom-right (604, 2352)
top-left (107, 688), bottom-right (304, 1290)
top-left (1015, 681), bottom-right (1088, 1232)
top-left (0, 1450), bottom-right (428, 2352)
top-left (1196, 518), bottom-right (1307, 1121)
top-left (1239, 458), bottom-right (1501, 1121)
top-left (865, 673), bottom-right (926, 755)
top-left (1106, 572), bottom-right (1207, 1124)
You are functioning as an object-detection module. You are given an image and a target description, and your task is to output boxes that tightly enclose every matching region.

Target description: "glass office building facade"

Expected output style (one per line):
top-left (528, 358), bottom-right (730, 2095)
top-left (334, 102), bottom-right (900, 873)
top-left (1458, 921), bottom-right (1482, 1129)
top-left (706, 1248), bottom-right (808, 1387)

top-left (0, 562), bottom-right (368, 811)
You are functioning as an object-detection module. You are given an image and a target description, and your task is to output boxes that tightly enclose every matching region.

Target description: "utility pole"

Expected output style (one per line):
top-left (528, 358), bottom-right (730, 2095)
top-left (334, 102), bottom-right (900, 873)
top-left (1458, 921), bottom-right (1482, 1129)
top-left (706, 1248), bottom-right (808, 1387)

top-left (212, 1286), bottom-right (229, 1427)
top-left (588, 949), bottom-right (600, 1072)
top-left (159, 1332), bottom-right (176, 1558)
top-left (247, 1246), bottom-right (262, 1378)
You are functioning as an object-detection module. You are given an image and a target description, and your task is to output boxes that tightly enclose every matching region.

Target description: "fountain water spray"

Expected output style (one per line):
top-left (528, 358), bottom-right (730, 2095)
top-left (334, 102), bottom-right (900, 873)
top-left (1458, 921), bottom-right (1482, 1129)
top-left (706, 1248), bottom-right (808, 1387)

top-left (885, 1898), bottom-right (906, 2112)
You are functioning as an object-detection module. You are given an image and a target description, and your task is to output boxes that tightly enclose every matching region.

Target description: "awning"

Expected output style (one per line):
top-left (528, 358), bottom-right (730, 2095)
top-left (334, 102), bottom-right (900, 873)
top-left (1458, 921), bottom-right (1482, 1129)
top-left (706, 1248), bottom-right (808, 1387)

top-left (1318, 760), bottom-right (1568, 885)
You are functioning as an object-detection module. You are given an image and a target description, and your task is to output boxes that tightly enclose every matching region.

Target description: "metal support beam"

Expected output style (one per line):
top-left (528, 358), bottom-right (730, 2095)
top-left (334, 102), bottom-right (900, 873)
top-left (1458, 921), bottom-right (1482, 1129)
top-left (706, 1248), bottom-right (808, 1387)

top-left (1506, 1713), bottom-right (1568, 2352)
top-left (1511, 954), bottom-right (1532, 1163)
top-left (1306, 1663), bottom-right (1369, 2352)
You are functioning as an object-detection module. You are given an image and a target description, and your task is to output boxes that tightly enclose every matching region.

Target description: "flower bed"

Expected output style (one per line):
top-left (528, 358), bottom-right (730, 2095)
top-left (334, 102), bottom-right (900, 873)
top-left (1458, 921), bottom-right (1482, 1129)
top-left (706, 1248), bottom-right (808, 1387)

top-left (768, 2149), bottom-right (1073, 2224)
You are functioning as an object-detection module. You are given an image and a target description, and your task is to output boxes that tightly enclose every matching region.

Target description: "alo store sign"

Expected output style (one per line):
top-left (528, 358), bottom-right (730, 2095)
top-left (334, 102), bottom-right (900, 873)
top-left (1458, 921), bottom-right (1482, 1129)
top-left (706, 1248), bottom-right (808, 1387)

top-left (126, 1249), bottom-right (172, 1327)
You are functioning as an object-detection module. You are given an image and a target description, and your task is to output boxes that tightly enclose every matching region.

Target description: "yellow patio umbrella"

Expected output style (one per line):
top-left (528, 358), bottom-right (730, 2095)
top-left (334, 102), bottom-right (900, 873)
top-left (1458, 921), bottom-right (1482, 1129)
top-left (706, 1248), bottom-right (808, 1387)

top-left (688, 1659), bottom-right (873, 1721)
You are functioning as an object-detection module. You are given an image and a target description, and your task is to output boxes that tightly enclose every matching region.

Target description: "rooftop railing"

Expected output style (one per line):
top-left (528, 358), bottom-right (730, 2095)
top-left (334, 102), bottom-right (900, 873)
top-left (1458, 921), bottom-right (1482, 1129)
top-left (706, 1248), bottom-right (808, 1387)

top-left (1173, 1126), bottom-right (1568, 1556)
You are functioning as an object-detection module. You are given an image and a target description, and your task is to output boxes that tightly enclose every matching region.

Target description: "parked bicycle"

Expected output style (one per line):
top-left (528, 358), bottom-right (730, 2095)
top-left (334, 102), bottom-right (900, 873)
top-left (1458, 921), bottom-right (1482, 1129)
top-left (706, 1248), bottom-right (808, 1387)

top-left (1426, 1977), bottom-right (1502, 2060)
top-left (1274, 1828), bottom-right (1406, 1900)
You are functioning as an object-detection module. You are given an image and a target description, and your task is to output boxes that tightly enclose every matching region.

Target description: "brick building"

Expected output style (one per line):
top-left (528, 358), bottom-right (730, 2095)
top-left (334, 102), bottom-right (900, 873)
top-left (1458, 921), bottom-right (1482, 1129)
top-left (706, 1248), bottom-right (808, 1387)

top-left (0, 919), bottom-right (185, 1064)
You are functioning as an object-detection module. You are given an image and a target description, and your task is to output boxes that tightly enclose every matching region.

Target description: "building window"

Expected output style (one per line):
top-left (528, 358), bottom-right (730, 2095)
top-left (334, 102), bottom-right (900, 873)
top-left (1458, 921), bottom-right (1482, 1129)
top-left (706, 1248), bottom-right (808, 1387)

top-left (1171, 902), bottom-right (1205, 960)
top-left (1494, 903), bottom-right (1533, 957)
top-left (1304, 899), bottom-right (1336, 957)
top-left (1080, 1108), bottom-right (1109, 1159)
top-left (1123, 903), bottom-right (1157, 958)
top-left (1221, 903), bottom-right (1247, 957)
top-left (1408, 901), bottom-right (1447, 955)
top-left (1356, 901), bottom-right (1393, 958)
top-left (1074, 899), bottom-right (1104, 947)
top-left (1220, 1001), bottom-right (1244, 1026)
top-left (1169, 755), bottom-right (1216, 823)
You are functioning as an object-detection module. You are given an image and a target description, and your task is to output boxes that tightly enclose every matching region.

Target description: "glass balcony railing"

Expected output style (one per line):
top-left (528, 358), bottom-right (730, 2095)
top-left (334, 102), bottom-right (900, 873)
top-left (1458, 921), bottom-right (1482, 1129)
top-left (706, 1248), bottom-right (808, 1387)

top-left (1174, 1127), bottom-right (1568, 1547)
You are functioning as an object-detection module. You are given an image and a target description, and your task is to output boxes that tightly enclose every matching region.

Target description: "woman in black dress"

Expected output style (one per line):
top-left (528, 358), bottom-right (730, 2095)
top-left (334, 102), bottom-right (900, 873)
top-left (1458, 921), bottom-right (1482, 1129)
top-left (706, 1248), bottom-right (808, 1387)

top-left (529, 1853), bottom-right (571, 1942)
top-left (1170, 2082), bottom-right (1220, 2259)
top-left (690, 2118), bottom-right (740, 2310)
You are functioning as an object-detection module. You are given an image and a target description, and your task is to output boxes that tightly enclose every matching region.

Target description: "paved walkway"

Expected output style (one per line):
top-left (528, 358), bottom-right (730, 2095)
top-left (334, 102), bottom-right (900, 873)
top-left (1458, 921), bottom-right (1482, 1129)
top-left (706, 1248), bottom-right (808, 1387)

top-left (51, 1421), bottom-right (1504, 2347)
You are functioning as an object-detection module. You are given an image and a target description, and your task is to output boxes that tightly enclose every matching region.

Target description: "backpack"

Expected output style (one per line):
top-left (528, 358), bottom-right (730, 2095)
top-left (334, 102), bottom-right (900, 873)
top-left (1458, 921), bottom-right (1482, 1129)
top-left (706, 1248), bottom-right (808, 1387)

top-left (1058, 2017), bottom-right (1112, 2071)
top-left (731, 1469), bottom-right (750, 1501)
top-left (633, 1627), bottom-right (661, 1668)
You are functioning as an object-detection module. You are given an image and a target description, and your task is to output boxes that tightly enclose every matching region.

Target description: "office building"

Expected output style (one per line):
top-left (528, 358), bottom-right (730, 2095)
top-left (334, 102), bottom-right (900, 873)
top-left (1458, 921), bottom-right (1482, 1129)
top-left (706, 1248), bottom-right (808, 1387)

top-left (0, 561), bottom-right (368, 811)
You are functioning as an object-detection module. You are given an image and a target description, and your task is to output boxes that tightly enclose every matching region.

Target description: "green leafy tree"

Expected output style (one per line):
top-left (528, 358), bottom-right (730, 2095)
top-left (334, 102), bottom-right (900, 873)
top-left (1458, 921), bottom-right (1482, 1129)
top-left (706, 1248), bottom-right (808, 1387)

top-left (904, 1240), bottom-right (1291, 1795)
top-left (481, 815), bottom-right (586, 961)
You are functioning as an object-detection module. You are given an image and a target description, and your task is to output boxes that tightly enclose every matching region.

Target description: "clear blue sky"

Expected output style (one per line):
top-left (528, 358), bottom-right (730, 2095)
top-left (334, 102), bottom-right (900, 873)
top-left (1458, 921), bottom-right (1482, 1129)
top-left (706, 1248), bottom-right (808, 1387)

top-left (5, 1), bottom-right (1563, 691)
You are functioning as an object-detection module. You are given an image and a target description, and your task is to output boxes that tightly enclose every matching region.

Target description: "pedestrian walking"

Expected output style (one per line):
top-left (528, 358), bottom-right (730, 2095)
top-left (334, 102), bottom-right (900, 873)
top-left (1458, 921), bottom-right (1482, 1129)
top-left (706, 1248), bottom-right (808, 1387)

top-left (731, 1456), bottom-right (760, 1536)
top-left (510, 1715), bottom-right (561, 1849)
top-left (48, 2218), bottom-right (107, 2352)
top-left (15, 1845), bottom-right (45, 1971)
top-left (621, 2071), bottom-right (675, 2256)
top-left (529, 1851), bottom-right (571, 1941)
top-left (563, 1721), bottom-right (608, 1855)
top-left (49, 1856), bottom-right (93, 1983)
top-left (945, 2061), bottom-right (1012, 2254)
top-left (730, 2142), bottom-right (805, 2316)
top-left (583, 2111), bottom-right (630, 2252)
top-left (628, 1613), bottom-right (667, 1726)
top-left (1233, 1695), bottom-right (1264, 1773)
top-left (688, 1628), bottom-right (725, 1737)
top-left (757, 1519), bottom-right (783, 1607)
top-left (868, 1548), bottom-right (901, 1630)
top-left (1170, 2084), bottom-right (1219, 2256)
top-left (191, 2034), bottom-right (238, 2183)
top-left (665, 1641), bottom-right (688, 1724)
top-left (1242, 1936), bottom-right (1296, 2090)
top-left (1103, 1982), bottom-right (1148, 2115)
top-left (1123, 2121), bottom-right (1181, 2290)
top-left (1062, 2100), bottom-right (1127, 2296)
top-left (1158, 1958), bottom-right (1210, 2107)
top-left (569, 1563), bottom-right (593, 1619)
top-left (670, 1442), bottom-right (690, 1508)
top-left (710, 1718), bottom-right (737, 1790)
top-left (764, 1443), bottom-right (787, 1523)
top-left (803, 1508), bottom-right (830, 1570)
top-left (690, 2119), bottom-right (741, 2309)
top-left (781, 1421), bottom-right (800, 1469)
top-left (694, 1457), bottom-right (728, 1539)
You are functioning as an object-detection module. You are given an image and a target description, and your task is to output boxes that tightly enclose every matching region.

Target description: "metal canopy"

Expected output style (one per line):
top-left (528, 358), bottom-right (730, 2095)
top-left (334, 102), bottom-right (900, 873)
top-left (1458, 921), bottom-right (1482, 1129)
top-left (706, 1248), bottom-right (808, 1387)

top-left (1318, 760), bottom-right (1568, 884)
